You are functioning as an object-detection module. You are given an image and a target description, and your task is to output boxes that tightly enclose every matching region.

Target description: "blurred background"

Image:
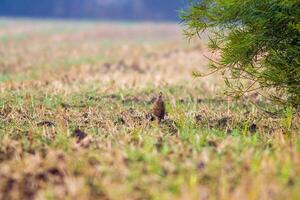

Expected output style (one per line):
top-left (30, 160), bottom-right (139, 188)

top-left (0, 0), bottom-right (185, 21)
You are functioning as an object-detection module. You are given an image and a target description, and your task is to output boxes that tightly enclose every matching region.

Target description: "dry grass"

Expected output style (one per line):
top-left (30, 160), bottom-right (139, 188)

top-left (0, 18), bottom-right (299, 200)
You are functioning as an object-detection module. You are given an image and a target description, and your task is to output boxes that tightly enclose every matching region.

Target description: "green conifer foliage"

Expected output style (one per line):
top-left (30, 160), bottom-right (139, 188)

top-left (181, 0), bottom-right (300, 106)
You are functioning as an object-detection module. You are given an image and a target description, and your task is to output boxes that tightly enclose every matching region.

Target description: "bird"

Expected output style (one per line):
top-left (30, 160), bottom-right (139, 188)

top-left (152, 92), bottom-right (165, 122)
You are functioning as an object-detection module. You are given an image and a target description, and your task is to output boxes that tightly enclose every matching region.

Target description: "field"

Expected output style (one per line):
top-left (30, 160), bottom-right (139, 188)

top-left (0, 18), bottom-right (299, 200)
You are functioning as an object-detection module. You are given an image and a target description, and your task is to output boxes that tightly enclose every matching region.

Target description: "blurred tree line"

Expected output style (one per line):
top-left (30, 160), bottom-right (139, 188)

top-left (0, 0), bottom-right (184, 21)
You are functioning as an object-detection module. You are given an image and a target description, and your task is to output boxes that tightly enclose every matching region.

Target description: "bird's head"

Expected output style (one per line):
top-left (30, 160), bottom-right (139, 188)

top-left (158, 92), bottom-right (163, 99)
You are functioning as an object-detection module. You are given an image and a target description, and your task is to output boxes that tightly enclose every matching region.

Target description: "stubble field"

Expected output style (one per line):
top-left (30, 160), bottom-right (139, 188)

top-left (0, 18), bottom-right (299, 200)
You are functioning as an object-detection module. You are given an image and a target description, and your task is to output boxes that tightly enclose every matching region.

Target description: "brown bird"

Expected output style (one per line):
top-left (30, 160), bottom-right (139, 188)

top-left (152, 92), bottom-right (165, 122)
